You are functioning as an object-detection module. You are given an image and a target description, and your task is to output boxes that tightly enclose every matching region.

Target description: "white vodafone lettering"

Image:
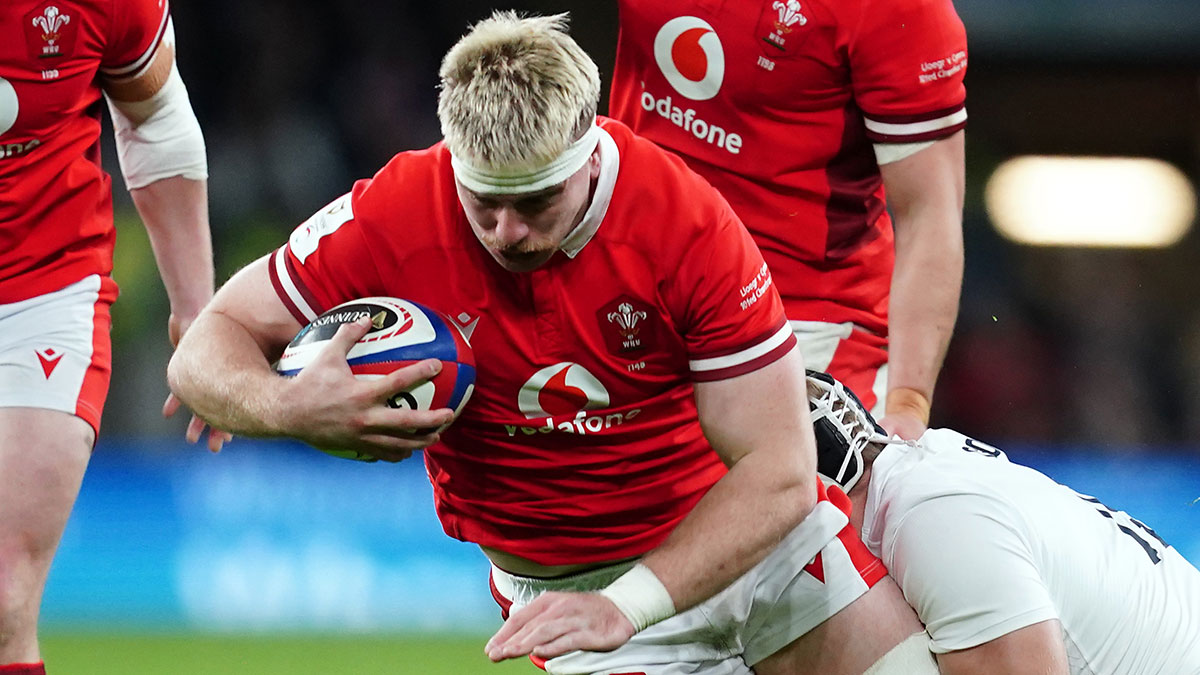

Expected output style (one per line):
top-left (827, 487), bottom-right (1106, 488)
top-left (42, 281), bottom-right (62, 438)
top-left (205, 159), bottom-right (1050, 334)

top-left (289, 193), bottom-right (354, 264)
top-left (0, 77), bottom-right (19, 137)
top-left (639, 91), bottom-right (742, 155)
top-left (503, 409), bottom-right (643, 437)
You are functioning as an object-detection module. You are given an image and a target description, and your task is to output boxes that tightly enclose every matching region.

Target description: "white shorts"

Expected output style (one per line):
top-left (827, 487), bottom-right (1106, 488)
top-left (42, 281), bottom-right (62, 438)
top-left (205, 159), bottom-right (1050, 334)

top-left (490, 496), bottom-right (886, 675)
top-left (790, 319), bottom-right (888, 416)
top-left (0, 275), bottom-right (116, 434)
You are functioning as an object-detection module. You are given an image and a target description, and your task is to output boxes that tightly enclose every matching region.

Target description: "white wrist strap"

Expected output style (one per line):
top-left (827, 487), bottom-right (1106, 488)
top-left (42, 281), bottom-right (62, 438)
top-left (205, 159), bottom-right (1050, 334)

top-left (598, 563), bottom-right (676, 632)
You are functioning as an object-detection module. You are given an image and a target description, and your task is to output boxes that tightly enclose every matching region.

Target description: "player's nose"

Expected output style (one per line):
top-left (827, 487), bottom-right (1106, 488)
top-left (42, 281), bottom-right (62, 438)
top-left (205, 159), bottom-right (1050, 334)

top-left (493, 207), bottom-right (529, 246)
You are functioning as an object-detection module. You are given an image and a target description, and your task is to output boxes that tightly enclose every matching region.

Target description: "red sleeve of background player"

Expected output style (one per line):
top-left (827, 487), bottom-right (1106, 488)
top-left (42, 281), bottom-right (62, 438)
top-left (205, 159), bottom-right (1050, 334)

top-left (849, 0), bottom-right (968, 143)
top-left (668, 190), bottom-right (796, 383)
top-left (101, 0), bottom-right (171, 78)
top-left (269, 179), bottom-right (389, 325)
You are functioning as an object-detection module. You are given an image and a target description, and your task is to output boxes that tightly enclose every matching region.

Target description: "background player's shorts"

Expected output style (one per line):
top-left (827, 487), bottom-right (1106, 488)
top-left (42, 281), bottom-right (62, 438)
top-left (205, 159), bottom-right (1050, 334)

top-left (490, 488), bottom-right (887, 675)
top-left (0, 275), bottom-right (117, 436)
top-left (790, 319), bottom-right (888, 415)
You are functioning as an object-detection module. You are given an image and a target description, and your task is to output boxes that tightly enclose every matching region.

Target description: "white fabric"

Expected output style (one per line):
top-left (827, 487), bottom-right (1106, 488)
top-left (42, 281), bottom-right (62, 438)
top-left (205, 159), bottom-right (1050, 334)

top-left (862, 428), bottom-right (1200, 674)
top-left (451, 123), bottom-right (601, 195)
top-left (0, 276), bottom-right (101, 415)
top-left (491, 500), bottom-right (868, 674)
top-left (863, 631), bottom-right (939, 675)
top-left (106, 63), bottom-right (208, 189)
top-left (872, 140), bottom-right (935, 166)
top-left (789, 320), bottom-right (888, 417)
top-left (599, 563), bottom-right (675, 632)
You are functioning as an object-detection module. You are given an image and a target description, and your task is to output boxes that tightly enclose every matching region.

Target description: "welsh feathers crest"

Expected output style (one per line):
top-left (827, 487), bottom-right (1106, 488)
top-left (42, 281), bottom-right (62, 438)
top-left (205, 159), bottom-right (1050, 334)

top-left (772, 0), bottom-right (807, 33)
top-left (32, 6), bottom-right (70, 39)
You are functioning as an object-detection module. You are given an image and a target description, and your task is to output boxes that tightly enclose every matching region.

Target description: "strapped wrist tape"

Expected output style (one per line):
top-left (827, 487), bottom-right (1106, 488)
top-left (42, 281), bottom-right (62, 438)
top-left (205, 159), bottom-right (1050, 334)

top-left (598, 563), bottom-right (676, 632)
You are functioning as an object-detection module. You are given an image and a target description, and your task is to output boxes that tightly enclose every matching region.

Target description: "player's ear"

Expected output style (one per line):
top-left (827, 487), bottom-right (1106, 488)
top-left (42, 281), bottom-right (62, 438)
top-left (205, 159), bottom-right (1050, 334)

top-left (587, 145), bottom-right (602, 179)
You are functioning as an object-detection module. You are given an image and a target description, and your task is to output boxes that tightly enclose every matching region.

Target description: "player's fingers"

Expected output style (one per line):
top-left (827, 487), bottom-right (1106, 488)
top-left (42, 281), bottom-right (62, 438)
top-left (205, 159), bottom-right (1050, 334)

top-left (370, 359), bottom-right (442, 399)
top-left (162, 392), bottom-right (181, 418)
top-left (491, 618), bottom-right (572, 662)
top-left (186, 414), bottom-right (206, 443)
top-left (361, 406), bottom-right (454, 436)
top-left (325, 316), bottom-right (372, 358)
top-left (207, 428), bottom-right (225, 454)
top-left (356, 432), bottom-right (437, 458)
top-left (530, 631), bottom-right (585, 660)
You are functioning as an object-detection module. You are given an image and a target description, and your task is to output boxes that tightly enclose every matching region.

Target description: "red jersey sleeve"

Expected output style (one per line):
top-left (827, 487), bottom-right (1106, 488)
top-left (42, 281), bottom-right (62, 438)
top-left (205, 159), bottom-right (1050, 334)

top-left (849, 0), bottom-right (968, 143)
top-left (669, 196), bottom-right (795, 382)
top-left (101, 0), bottom-right (172, 77)
top-left (270, 180), bottom-right (387, 325)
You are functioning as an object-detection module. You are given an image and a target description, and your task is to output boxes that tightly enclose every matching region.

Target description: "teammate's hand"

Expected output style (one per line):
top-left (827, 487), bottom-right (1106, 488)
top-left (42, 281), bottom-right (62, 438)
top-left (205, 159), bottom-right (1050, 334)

top-left (877, 411), bottom-right (926, 441)
top-left (485, 591), bottom-right (636, 662)
top-left (280, 317), bottom-right (455, 462)
top-left (164, 311), bottom-right (234, 453)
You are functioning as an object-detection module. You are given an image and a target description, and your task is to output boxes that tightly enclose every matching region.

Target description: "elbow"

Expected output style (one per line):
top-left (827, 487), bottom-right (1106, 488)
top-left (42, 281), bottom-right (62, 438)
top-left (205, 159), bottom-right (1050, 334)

top-left (165, 349), bottom-right (192, 405)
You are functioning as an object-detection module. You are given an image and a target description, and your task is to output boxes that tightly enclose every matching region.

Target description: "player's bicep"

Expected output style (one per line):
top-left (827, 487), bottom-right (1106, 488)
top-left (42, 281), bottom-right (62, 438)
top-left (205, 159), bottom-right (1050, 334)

top-left (693, 347), bottom-right (812, 470)
top-left (936, 619), bottom-right (1069, 675)
top-left (102, 39), bottom-right (174, 103)
top-left (208, 255), bottom-right (303, 360)
top-left (887, 495), bottom-right (1059, 654)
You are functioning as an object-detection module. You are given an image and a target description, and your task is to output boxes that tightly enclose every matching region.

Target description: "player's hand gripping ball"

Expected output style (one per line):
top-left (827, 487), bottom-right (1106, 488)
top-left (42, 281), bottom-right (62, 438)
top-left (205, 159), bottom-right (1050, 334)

top-left (276, 297), bottom-right (476, 461)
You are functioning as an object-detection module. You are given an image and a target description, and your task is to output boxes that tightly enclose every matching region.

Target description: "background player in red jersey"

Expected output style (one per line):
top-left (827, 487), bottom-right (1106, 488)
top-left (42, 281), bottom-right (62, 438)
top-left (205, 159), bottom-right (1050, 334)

top-left (168, 12), bottom-right (937, 674)
top-left (0, 2), bottom-right (211, 672)
top-left (610, 0), bottom-right (968, 440)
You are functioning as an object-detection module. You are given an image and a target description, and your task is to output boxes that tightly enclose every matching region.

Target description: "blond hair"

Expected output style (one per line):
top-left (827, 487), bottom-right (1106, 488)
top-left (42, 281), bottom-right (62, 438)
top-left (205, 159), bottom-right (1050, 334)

top-left (437, 11), bottom-right (600, 173)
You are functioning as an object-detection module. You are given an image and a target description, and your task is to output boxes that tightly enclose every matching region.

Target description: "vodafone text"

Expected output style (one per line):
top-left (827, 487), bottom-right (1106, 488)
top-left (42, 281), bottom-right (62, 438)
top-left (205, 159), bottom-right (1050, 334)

top-left (640, 92), bottom-right (742, 155)
top-left (504, 409), bottom-right (642, 437)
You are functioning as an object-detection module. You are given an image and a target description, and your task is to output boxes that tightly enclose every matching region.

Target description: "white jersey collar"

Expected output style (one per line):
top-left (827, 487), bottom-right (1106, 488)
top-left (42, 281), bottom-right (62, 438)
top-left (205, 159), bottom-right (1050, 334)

top-left (559, 127), bottom-right (619, 259)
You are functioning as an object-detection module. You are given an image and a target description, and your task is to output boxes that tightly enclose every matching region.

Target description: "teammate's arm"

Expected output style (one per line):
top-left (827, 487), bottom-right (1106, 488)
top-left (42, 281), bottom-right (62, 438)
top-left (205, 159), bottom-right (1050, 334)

top-left (166, 255), bottom-right (455, 461)
top-left (876, 130), bottom-right (965, 439)
top-left (485, 346), bottom-right (817, 661)
top-left (937, 620), bottom-right (1069, 675)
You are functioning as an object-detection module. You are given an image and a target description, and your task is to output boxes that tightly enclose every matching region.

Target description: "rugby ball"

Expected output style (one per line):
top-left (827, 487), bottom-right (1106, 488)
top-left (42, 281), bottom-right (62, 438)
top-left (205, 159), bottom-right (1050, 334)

top-left (276, 297), bottom-right (476, 461)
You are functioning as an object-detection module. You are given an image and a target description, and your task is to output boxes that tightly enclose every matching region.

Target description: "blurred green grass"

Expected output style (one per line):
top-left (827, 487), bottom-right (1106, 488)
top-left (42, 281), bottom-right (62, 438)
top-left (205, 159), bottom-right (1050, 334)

top-left (42, 633), bottom-right (542, 674)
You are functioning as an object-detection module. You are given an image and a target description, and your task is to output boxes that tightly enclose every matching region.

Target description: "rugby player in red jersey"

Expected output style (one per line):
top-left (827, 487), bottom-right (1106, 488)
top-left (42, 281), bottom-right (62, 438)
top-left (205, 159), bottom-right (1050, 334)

top-left (169, 13), bottom-right (936, 674)
top-left (0, 1), bottom-right (211, 671)
top-left (610, 0), bottom-right (969, 440)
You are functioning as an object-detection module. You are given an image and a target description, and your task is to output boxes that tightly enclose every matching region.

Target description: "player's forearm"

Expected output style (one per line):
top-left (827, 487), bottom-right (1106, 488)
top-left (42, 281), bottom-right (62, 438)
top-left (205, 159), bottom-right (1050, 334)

top-left (887, 224), bottom-right (961, 401)
top-left (881, 131), bottom-right (965, 404)
top-left (131, 175), bottom-right (215, 322)
top-left (166, 309), bottom-right (290, 436)
top-left (642, 348), bottom-right (818, 613)
top-left (641, 444), bottom-right (815, 613)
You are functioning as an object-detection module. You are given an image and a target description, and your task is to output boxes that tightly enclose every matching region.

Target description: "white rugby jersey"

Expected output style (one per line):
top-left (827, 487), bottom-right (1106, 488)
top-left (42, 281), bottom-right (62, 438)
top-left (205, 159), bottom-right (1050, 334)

top-left (861, 428), bottom-right (1200, 674)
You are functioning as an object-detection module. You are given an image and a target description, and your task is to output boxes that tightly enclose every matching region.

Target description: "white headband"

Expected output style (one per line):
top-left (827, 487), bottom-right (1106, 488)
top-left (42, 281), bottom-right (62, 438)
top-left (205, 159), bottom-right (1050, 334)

top-left (450, 123), bottom-right (601, 195)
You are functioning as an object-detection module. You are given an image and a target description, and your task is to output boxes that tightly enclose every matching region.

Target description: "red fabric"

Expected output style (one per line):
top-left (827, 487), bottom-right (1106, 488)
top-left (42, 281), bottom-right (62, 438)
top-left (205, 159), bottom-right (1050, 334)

top-left (73, 275), bottom-right (118, 435)
top-left (272, 117), bottom-right (794, 566)
top-left (611, 0), bottom-right (967, 338)
top-left (826, 483), bottom-right (888, 586)
top-left (0, 0), bottom-right (171, 304)
top-left (0, 662), bottom-right (46, 674)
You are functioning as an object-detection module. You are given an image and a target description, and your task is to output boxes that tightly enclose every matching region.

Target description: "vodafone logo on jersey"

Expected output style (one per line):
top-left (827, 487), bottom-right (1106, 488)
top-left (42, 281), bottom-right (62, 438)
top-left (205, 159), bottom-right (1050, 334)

top-left (642, 17), bottom-right (743, 155)
top-left (653, 17), bottom-right (724, 101)
top-left (518, 363), bottom-right (609, 418)
top-left (504, 363), bottom-right (641, 437)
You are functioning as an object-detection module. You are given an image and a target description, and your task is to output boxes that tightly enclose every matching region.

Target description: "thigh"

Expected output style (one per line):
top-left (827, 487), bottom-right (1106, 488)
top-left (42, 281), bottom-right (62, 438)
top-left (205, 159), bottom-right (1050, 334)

top-left (0, 276), bottom-right (115, 435)
top-left (0, 407), bottom-right (93, 556)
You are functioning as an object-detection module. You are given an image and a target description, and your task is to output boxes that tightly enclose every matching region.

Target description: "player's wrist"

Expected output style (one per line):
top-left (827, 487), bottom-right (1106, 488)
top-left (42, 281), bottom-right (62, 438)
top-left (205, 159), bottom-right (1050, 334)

top-left (598, 563), bottom-right (676, 632)
top-left (885, 386), bottom-right (931, 425)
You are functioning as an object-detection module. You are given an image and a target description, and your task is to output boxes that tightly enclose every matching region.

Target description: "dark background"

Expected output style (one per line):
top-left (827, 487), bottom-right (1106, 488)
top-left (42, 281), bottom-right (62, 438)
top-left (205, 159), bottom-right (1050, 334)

top-left (101, 0), bottom-right (1200, 448)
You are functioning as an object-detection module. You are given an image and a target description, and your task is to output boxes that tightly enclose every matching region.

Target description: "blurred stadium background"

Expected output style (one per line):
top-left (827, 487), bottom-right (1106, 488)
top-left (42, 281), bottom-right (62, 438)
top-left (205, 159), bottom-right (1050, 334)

top-left (42, 0), bottom-right (1200, 672)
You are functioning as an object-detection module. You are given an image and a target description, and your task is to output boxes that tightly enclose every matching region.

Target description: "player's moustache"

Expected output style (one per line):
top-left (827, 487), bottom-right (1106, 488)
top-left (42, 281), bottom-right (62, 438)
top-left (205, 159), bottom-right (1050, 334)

top-left (479, 233), bottom-right (554, 256)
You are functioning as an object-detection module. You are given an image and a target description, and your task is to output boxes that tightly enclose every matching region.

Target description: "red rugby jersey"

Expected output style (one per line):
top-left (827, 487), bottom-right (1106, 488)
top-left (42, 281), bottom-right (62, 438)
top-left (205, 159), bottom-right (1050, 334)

top-left (610, 0), bottom-right (967, 334)
top-left (0, 0), bottom-right (170, 302)
top-left (271, 118), bottom-right (798, 565)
